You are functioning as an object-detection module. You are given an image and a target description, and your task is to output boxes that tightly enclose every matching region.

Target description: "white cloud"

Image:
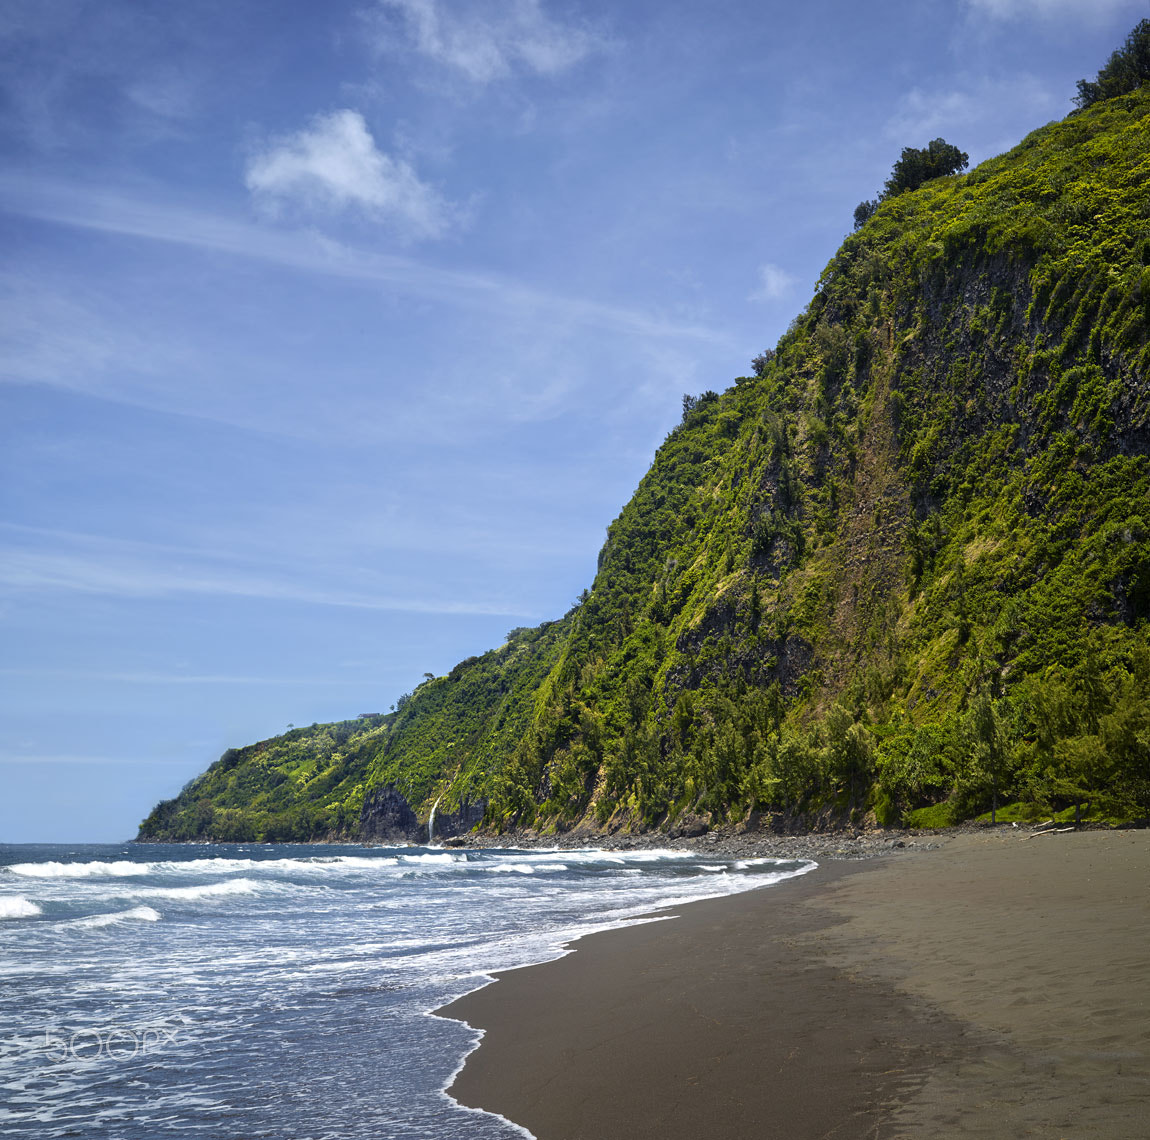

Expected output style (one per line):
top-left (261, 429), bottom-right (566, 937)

top-left (748, 263), bottom-right (797, 303)
top-left (375, 0), bottom-right (605, 83)
top-left (0, 754), bottom-right (193, 765)
top-left (0, 667), bottom-right (352, 687)
top-left (885, 76), bottom-right (1057, 157)
top-left (0, 175), bottom-right (725, 346)
top-left (0, 540), bottom-right (533, 618)
top-left (245, 109), bottom-right (453, 239)
top-left (965, 0), bottom-right (1140, 20)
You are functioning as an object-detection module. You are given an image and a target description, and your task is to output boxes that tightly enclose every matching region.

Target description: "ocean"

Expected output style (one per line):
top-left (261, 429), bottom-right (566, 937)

top-left (0, 842), bottom-right (815, 1139)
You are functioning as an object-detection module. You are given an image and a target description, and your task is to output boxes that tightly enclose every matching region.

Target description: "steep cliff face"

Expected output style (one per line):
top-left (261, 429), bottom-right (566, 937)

top-left (139, 90), bottom-right (1150, 844)
top-left (359, 784), bottom-right (421, 843)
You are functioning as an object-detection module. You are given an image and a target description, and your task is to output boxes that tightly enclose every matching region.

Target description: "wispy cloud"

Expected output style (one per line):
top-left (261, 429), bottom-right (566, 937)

top-left (965, 0), bottom-right (1142, 20)
top-left (374, 0), bottom-right (607, 83)
top-left (124, 66), bottom-right (201, 123)
top-left (0, 547), bottom-right (533, 617)
top-left (245, 109), bottom-right (455, 239)
top-left (0, 175), bottom-right (724, 345)
top-left (0, 525), bottom-right (535, 617)
top-left (0, 2), bottom-right (207, 152)
top-left (0, 271), bottom-right (192, 390)
top-left (0, 753), bottom-right (193, 765)
top-left (0, 667), bottom-right (353, 686)
top-left (748, 263), bottom-right (797, 303)
top-left (885, 76), bottom-right (1058, 157)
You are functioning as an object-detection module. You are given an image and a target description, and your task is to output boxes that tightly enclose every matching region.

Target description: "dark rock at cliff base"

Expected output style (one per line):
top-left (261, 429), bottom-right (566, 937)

top-left (431, 799), bottom-right (486, 841)
top-left (669, 814), bottom-right (710, 839)
top-left (360, 784), bottom-right (422, 842)
top-left (359, 785), bottom-right (487, 844)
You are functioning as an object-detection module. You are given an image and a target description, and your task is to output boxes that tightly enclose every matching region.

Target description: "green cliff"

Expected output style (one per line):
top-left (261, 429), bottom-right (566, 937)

top-left (139, 79), bottom-right (1150, 843)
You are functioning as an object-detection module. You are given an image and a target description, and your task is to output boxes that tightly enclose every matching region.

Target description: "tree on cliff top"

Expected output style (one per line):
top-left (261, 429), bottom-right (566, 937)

top-left (1075, 19), bottom-right (1150, 108)
top-left (882, 138), bottom-right (969, 198)
top-left (853, 138), bottom-right (968, 229)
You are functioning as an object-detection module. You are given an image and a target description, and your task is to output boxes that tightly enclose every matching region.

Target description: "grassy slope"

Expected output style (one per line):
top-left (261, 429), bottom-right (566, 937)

top-left (139, 91), bottom-right (1150, 842)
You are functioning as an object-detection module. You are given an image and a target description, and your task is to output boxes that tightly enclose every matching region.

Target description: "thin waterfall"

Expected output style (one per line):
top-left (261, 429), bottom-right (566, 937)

top-left (428, 796), bottom-right (442, 845)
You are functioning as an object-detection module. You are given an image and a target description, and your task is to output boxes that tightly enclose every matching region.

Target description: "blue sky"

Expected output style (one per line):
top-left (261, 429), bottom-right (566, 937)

top-left (2, 0), bottom-right (1146, 841)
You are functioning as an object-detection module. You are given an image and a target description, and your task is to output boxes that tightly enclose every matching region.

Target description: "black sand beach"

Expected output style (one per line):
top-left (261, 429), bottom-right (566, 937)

top-left (440, 831), bottom-right (1150, 1139)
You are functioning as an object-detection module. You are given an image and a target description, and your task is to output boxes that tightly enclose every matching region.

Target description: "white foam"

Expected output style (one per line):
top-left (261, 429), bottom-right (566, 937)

top-left (134, 879), bottom-right (260, 902)
top-left (0, 896), bottom-right (41, 919)
top-left (4, 849), bottom-right (703, 884)
top-left (6, 855), bottom-right (407, 880)
top-left (66, 906), bottom-right (162, 929)
top-left (608, 849), bottom-right (699, 862)
top-left (8, 860), bottom-right (145, 879)
top-left (483, 848), bottom-right (700, 866)
top-left (482, 862), bottom-right (569, 874)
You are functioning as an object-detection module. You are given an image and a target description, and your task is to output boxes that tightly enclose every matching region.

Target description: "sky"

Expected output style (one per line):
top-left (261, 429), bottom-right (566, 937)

top-left (2, 0), bottom-right (1146, 842)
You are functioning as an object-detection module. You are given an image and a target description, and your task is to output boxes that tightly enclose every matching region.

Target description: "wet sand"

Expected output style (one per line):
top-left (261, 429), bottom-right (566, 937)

top-left (439, 830), bottom-right (1150, 1139)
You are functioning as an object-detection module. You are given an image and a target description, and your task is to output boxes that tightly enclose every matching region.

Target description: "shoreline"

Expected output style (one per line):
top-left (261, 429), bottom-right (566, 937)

top-left (430, 855), bottom-right (830, 1138)
top-left (127, 826), bottom-right (948, 860)
top-left (129, 818), bottom-right (1141, 858)
top-left (438, 830), bottom-right (1150, 1139)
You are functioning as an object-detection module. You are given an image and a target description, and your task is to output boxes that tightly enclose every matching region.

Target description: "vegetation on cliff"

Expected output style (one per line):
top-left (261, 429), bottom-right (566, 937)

top-left (854, 137), bottom-right (969, 230)
top-left (1075, 18), bottom-right (1150, 109)
top-left (139, 63), bottom-right (1150, 844)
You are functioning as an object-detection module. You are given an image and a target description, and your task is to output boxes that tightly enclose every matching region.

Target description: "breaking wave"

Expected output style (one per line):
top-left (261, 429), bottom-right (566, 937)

top-left (65, 906), bottom-right (162, 929)
top-left (0, 896), bottom-right (41, 919)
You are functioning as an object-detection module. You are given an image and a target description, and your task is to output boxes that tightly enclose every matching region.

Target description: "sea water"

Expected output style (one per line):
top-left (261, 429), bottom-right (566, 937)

top-left (0, 842), bottom-right (814, 1139)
